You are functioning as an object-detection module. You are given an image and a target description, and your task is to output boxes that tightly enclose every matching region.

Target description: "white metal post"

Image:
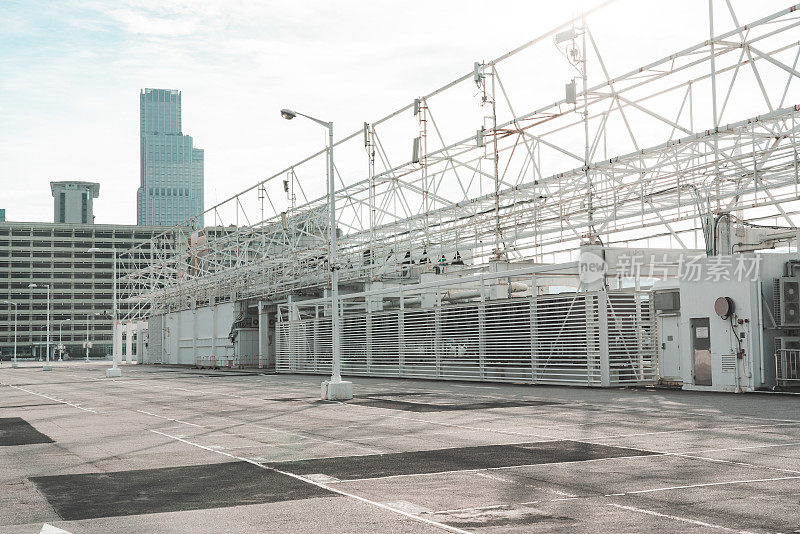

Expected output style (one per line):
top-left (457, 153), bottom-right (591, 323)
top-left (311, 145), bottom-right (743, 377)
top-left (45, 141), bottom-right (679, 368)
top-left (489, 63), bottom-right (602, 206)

top-left (281, 108), bottom-right (352, 400)
top-left (12, 303), bottom-right (17, 368)
top-left (328, 121), bottom-right (342, 384)
top-left (598, 290), bottom-right (611, 387)
top-left (85, 313), bottom-right (90, 362)
top-left (2, 301), bottom-right (18, 368)
top-left (108, 247), bottom-right (121, 377)
top-left (45, 285), bottom-right (51, 371)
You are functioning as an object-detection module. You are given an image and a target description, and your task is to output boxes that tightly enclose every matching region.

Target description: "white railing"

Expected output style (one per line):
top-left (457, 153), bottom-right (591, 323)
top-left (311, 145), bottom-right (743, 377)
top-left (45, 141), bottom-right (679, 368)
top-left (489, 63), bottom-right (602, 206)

top-left (276, 280), bottom-right (656, 387)
top-left (776, 349), bottom-right (800, 387)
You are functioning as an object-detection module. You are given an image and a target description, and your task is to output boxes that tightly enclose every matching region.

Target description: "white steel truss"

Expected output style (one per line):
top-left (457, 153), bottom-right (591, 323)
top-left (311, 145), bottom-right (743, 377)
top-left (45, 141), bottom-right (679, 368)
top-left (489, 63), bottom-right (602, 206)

top-left (120, 1), bottom-right (800, 320)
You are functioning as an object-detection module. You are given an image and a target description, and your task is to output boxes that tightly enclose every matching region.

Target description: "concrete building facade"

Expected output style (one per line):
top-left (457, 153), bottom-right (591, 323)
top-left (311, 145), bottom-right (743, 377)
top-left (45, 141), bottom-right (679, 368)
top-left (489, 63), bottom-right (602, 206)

top-left (136, 88), bottom-right (204, 228)
top-left (0, 221), bottom-right (178, 359)
top-left (50, 181), bottom-right (100, 224)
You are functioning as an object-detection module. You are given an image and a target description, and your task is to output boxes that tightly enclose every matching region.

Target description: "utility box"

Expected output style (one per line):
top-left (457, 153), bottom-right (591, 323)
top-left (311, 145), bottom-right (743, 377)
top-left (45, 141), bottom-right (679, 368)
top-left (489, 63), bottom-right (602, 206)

top-left (676, 253), bottom-right (795, 392)
top-left (234, 328), bottom-right (259, 358)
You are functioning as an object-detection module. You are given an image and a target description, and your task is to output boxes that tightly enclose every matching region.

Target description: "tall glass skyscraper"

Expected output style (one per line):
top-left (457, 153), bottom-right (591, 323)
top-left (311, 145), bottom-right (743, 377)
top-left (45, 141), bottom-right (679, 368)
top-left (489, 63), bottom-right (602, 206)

top-left (137, 88), bottom-right (204, 227)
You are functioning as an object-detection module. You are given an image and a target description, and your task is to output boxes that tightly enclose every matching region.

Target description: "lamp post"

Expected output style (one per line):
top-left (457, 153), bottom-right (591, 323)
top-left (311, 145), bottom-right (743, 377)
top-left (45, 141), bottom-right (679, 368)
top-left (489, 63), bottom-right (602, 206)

top-left (58, 318), bottom-right (70, 361)
top-left (280, 108), bottom-right (352, 401)
top-left (28, 283), bottom-right (51, 371)
top-left (85, 312), bottom-right (98, 362)
top-left (87, 247), bottom-right (121, 377)
top-left (1, 300), bottom-right (18, 368)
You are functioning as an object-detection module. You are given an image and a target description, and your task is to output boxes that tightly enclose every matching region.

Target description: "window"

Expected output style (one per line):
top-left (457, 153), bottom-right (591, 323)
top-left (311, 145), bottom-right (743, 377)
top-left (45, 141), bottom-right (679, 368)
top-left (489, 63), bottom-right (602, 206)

top-left (81, 192), bottom-right (88, 224)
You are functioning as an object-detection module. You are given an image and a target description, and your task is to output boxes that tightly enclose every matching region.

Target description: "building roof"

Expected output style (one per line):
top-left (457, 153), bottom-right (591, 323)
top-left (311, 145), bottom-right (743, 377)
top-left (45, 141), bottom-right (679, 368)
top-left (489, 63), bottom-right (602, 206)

top-left (50, 181), bottom-right (101, 198)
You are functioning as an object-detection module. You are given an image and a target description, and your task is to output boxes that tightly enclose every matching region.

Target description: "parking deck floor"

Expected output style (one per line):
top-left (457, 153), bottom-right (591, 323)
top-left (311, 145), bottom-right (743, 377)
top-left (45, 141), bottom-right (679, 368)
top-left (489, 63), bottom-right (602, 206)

top-left (1, 361), bottom-right (799, 533)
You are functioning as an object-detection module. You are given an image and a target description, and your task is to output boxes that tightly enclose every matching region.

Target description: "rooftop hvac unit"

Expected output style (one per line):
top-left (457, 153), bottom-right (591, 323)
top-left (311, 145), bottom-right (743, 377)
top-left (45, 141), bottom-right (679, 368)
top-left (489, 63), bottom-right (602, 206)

top-left (776, 336), bottom-right (800, 387)
top-left (776, 336), bottom-right (800, 351)
top-left (775, 277), bottom-right (800, 327)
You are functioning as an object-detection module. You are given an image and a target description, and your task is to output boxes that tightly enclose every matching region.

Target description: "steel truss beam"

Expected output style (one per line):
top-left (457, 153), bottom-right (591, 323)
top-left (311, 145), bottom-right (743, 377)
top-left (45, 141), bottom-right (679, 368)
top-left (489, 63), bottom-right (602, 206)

top-left (119, 2), bottom-right (800, 320)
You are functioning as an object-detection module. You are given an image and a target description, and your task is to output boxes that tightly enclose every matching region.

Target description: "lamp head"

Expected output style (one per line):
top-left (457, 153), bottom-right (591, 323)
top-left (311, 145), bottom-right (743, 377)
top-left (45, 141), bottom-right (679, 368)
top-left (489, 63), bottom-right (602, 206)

top-left (280, 108), bottom-right (297, 120)
top-left (28, 283), bottom-right (37, 288)
top-left (87, 247), bottom-right (102, 253)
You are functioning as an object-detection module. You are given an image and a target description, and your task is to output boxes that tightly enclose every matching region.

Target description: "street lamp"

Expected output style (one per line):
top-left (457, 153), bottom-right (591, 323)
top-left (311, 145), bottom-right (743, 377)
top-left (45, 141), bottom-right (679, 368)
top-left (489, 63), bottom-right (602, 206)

top-left (85, 312), bottom-right (101, 362)
top-left (281, 107), bottom-right (352, 400)
top-left (28, 283), bottom-right (52, 371)
top-left (58, 318), bottom-right (70, 361)
top-left (87, 247), bottom-right (121, 378)
top-left (1, 300), bottom-right (18, 368)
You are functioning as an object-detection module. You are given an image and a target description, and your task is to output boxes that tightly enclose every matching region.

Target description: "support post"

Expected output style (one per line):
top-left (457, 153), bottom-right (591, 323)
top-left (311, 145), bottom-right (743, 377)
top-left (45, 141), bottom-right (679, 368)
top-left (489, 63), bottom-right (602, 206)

top-left (125, 322), bottom-right (134, 364)
top-left (530, 276), bottom-right (538, 382)
top-left (598, 290), bottom-right (611, 387)
top-left (258, 301), bottom-right (265, 369)
top-left (398, 288), bottom-right (405, 376)
top-left (478, 276), bottom-right (486, 379)
top-left (434, 291), bottom-right (442, 378)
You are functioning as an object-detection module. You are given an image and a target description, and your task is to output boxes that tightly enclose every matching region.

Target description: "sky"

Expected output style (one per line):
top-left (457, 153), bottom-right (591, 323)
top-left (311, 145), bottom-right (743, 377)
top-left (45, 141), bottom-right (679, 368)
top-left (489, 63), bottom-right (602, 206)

top-left (0, 0), bottom-right (794, 225)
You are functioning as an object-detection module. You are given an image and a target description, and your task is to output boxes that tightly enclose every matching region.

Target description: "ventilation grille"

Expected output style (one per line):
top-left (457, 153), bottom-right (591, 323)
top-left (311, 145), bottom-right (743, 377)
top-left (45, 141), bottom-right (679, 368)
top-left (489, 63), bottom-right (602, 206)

top-left (721, 354), bottom-right (737, 373)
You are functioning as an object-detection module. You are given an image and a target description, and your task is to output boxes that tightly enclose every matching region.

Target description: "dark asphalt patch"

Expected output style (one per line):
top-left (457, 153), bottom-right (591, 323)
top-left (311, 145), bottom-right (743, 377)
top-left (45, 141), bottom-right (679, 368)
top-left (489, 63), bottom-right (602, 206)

top-left (31, 461), bottom-right (335, 520)
top-left (270, 392), bottom-right (436, 403)
top-left (269, 440), bottom-right (655, 480)
top-left (430, 506), bottom-right (575, 528)
top-left (0, 403), bottom-right (62, 409)
top-left (0, 417), bottom-right (54, 446)
top-left (345, 397), bottom-right (561, 412)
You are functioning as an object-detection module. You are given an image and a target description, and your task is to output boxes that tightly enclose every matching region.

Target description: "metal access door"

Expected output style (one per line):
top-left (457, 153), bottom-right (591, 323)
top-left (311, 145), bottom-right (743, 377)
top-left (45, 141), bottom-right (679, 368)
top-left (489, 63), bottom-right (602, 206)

top-left (658, 315), bottom-right (681, 380)
top-left (691, 317), bottom-right (712, 386)
top-left (147, 314), bottom-right (164, 364)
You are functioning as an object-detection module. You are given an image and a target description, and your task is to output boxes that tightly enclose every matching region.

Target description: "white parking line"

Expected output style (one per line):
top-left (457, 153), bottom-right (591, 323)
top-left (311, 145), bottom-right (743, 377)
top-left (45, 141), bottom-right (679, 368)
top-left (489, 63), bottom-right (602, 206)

top-left (589, 421), bottom-right (800, 440)
top-left (150, 429), bottom-right (472, 534)
top-left (331, 400), bottom-right (553, 440)
top-left (136, 409), bottom-right (203, 427)
top-left (688, 440), bottom-right (800, 454)
top-left (7, 385), bottom-right (96, 413)
top-left (608, 503), bottom-right (758, 533)
top-left (428, 472), bottom-right (800, 518)
top-left (332, 451), bottom-right (661, 484)
top-left (625, 475), bottom-right (800, 494)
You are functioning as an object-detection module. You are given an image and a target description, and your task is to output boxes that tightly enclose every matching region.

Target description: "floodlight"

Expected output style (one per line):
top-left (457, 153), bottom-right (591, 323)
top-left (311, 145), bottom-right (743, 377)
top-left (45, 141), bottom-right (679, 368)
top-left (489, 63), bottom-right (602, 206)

top-left (555, 29), bottom-right (577, 44)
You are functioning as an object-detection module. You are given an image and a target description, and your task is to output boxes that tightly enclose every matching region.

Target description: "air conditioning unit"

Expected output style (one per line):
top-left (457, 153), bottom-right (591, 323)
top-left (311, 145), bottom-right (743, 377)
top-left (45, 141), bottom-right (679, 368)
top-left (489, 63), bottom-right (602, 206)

top-left (776, 336), bottom-right (800, 385)
top-left (776, 336), bottom-right (800, 352)
top-left (775, 277), bottom-right (800, 327)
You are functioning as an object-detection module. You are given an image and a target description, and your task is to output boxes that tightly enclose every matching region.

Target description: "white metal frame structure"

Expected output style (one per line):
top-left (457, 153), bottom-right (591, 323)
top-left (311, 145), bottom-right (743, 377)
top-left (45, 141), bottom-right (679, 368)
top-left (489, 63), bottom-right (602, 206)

top-left (120, 2), bottom-right (800, 345)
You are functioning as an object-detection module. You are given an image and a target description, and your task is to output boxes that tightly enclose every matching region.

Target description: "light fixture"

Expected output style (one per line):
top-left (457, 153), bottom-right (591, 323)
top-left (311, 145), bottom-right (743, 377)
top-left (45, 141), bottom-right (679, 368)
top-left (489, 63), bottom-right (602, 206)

top-left (555, 28), bottom-right (577, 44)
top-left (280, 109), bottom-right (297, 120)
top-left (28, 283), bottom-right (37, 288)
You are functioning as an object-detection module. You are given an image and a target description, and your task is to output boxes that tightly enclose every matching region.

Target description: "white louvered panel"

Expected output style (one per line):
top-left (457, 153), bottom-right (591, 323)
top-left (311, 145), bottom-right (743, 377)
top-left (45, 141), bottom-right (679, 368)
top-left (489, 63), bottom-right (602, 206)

top-left (276, 290), bottom-right (656, 388)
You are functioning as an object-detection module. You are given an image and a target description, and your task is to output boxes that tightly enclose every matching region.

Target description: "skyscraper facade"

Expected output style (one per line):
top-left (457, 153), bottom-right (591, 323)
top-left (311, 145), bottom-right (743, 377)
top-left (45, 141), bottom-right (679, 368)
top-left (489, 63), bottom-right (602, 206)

top-left (137, 89), bottom-right (204, 227)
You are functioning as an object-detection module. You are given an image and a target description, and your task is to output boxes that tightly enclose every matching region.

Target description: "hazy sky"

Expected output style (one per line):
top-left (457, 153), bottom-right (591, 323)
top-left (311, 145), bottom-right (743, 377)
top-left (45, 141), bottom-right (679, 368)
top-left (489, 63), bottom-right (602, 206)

top-left (0, 0), bottom-right (793, 225)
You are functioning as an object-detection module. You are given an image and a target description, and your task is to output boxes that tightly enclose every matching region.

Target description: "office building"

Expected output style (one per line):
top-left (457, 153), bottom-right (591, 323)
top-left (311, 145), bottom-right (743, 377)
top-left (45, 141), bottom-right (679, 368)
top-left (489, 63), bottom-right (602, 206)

top-left (51, 181), bottom-right (100, 224)
top-left (136, 89), bottom-right (204, 228)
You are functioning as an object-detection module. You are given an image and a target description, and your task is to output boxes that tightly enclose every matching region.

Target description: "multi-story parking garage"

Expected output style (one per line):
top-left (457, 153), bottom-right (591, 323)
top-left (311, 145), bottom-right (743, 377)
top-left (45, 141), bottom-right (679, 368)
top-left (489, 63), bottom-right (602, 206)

top-left (0, 221), bottom-right (179, 359)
